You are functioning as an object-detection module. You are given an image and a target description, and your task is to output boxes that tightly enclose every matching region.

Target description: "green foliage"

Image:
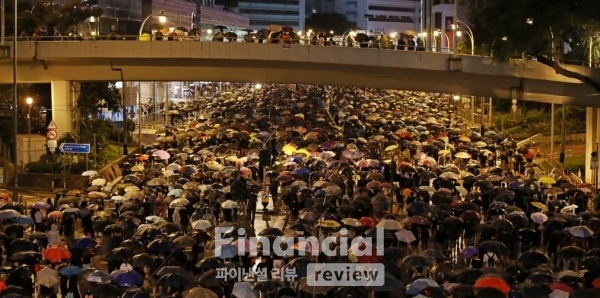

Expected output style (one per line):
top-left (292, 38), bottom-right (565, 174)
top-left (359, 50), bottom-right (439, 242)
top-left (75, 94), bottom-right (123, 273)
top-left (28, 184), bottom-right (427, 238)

top-left (306, 13), bottom-right (355, 35)
top-left (468, 0), bottom-right (600, 62)
top-left (18, 0), bottom-right (104, 34)
top-left (77, 82), bottom-right (121, 120)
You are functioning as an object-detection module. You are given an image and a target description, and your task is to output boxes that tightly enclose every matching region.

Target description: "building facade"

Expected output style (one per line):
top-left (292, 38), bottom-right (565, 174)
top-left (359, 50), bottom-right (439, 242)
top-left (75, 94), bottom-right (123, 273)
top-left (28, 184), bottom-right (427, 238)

top-left (141, 0), bottom-right (198, 32)
top-left (238, 0), bottom-right (306, 31)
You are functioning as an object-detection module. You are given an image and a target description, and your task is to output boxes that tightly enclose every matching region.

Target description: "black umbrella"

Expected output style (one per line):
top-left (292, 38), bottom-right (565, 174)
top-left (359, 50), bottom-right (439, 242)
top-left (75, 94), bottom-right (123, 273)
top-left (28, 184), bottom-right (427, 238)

top-left (456, 269), bottom-right (483, 285)
top-left (558, 246), bottom-right (586, 259)
top-left (259, 227), bottom-right (284, 237)
top-left (131, 253), bottom-right (155, 268)
top-left (401, 255), bottom-right (432, 268)
top-left (526, 272), bottom-right (554, 285)
top-left (147, 239), bottom-right (175, 252)
top-left (407, 201), bottom-right (431, 215)
top-left (109, 247), bottom-right (134, 262)
top-left (517, 250), bottom-right (550, 268)
top-left (92, 283), bottom-right (121, 298)
top-left (253, 280), bottom-right (283, 292)
top-left (120, 239), bottom-right (145, 253)
top-left (8, 239), bottom-right (36, 254)
top-left (479, 240), bottom-right (507, 254)
top-left (195, 258), bottom-right (223, 271)
top-left (157, 273), bottom-right (188, 288)
top-left (198, 270), bottom-right (222, 288)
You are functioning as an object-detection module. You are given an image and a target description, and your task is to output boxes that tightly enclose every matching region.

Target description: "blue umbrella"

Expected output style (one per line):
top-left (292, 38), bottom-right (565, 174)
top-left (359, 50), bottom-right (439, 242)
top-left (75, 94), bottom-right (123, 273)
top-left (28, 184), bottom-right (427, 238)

top-left (292, 167), bottom-right (310, 176)
top-left (59, 266), bottom-right (82, 276)
top-left (74, 237), bottom-right (97, 249)
top-left (508, 180), bottom-right (524, 190)
top-left (215, 244), bottom-right (238, 259)
top-left (14, 215), bottom-right (34, 225)
top-left (113, 270), bottom-right (144, 287)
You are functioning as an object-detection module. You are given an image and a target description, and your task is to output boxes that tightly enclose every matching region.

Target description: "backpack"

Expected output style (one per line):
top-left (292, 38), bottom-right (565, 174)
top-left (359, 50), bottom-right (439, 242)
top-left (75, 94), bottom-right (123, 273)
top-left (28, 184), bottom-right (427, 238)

top-left (485, 252), bottom-right (496, 267)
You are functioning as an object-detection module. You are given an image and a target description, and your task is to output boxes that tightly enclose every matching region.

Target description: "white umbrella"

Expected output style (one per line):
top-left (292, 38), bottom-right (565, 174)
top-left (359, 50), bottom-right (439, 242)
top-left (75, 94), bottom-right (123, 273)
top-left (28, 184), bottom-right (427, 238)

top-left (166, 163), bottom-right (180, 171)
top-left (560, 204), bottom-right (578, 214)
top-left (111, 195), bottom-right (125, 202)
top-left (395, 230), bottom-right (417, 244)
top-left (221, 200), bottom-right (238, 209)
top-left (81, 170), bottom-right (98, 177)
top-left (530, 212), bottom-right (548, 224)
top-left (125, 185), bottom-right (140, 192)
top-left (169, 198), bottom-right (189, 208)
top-left (152, 150), bottom-right (171, 160)
top-left (162, 170), bottom-right (175, 177)
top-left (376, 219), bottom-right (403, 230)
top-left (570, 225), bottom-right (594, 238)
top-left (192, 219), bottom-right (212, 230)
top-left (91, 178), bottom-right (106, 186)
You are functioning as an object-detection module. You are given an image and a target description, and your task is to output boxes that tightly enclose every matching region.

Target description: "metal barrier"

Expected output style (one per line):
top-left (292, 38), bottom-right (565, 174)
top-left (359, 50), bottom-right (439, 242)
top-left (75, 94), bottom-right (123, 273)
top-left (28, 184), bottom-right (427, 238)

top-left (517, 134), bottom-right (543, 147)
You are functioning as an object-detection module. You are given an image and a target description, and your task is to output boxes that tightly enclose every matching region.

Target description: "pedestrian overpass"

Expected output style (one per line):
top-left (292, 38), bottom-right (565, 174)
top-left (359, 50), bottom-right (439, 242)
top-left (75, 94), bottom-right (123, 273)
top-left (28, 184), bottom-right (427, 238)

top-left (2, 40), bottom-right (600, 184)
top-left (1, 41), bottom-right (598, 105)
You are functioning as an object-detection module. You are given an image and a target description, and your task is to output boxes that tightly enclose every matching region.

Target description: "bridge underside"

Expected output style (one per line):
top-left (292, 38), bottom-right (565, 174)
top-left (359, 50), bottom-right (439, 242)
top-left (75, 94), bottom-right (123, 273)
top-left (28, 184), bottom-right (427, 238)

top-left (0, 58), bottom-right (597, 106)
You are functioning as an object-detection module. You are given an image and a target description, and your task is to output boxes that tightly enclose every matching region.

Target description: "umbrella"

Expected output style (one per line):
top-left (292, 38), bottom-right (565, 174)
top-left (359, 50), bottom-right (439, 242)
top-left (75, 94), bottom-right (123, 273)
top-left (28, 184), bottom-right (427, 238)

top-left (43, 245), bottom-right (71, 263)
top-left (74, 237), bottom-right (97, 249)
top-left (570, 225), bottom-right (594, 238)
top-left (157, 273), bottom-right (189, 288)
top-left (86, 270), bottom-right (111, 283)
top-left (473, 276), bottom-right (510, 295)
top-left (36, 267), bottom-right (59, 288)
top-left (402, 255), bottom-right (433, 268)
top-left (59, 265), bottom-right (83, 276)
top-left (113, 270), bottom-right (144, 287)
top-left (517, 250), bottom-right (550, 268)
top-left (184, 287), bottom-right (218, 298)
top-left (91, 284), bottom-right (121, 298)
top-left (395, 230), bottom-right (417, 243)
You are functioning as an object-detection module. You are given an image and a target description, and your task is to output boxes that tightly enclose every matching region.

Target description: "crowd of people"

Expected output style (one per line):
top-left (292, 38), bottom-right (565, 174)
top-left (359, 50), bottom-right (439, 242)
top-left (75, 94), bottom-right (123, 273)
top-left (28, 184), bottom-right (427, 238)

top-left (0, 84), bottom-right (598, 298)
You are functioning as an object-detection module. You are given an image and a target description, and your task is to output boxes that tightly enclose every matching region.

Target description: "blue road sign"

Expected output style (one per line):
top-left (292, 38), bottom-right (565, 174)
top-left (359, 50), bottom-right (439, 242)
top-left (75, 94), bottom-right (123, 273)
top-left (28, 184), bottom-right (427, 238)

top-left (59, 143), bottom-right (90, 154)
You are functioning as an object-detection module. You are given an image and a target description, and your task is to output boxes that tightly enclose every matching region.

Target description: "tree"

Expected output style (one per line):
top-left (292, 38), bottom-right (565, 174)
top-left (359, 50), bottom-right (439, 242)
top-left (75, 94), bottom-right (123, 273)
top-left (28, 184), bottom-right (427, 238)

top-left (77, 82), bottom-right (121, 120)
top-left (0, 84), bottom-right (47, 151)
top-left (306, 13), bottom-right (355, 35)
top-left (468, 0), bottom-right (600, 92)
top-left (15, 0), bottom-right (103, 35)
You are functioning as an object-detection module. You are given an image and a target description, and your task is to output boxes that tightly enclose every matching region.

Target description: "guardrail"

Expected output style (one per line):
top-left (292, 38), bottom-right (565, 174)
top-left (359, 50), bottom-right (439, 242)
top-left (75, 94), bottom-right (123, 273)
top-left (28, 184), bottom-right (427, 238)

top-left (517, 134), bottom-right (543, 148)
top-left (6, 34), bottom-right (597, 66)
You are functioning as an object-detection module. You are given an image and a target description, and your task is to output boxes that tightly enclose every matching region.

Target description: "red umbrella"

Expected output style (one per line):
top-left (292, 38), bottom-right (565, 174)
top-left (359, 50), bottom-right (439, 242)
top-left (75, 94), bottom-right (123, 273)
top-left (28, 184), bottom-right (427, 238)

top-left (474, 276), bottom-right (510, 295)
top-left (43, 245), bottom-right (71, 263)
top-left (549, 282), bottom-right (573, 293)
top-left (359, 217), bottom-right (377, 228)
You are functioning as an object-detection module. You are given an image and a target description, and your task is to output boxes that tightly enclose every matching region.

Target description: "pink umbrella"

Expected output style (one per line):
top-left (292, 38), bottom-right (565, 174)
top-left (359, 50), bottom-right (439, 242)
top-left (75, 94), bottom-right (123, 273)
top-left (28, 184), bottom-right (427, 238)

top-left (152, 150), bottom-right (170, 160)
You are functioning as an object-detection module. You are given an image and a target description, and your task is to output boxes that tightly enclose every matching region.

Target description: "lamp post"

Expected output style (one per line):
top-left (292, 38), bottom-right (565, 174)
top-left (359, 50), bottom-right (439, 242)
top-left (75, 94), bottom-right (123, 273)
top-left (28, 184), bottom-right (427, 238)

top-left (26, 97), bottom-right (32, 164)
top-left (12, 0), bottom-right (18, 201)
top-left (340, 29), bottom-right (356, 47)
top-left (434, 30), bottom-right (449, 52)
top-left (138, 10), bottom-right (167, 36)
top-left (455, 20), bottom-right (475, 55)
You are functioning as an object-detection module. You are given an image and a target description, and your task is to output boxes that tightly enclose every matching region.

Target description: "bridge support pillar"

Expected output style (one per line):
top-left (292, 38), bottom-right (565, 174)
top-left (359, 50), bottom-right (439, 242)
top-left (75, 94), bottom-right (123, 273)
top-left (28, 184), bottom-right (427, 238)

top-left (585, 107), bottom-right (600, 184)
top-left (51, 81), bottom-right (78, 137)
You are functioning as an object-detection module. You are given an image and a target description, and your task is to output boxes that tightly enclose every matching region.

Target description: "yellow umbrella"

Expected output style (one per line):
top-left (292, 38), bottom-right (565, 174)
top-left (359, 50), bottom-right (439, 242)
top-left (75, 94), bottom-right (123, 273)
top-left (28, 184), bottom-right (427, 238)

top-left (295, 149), bottom-right (311, 157)
top-left (438, 150), bottom-right (451, 155)
top-left (282, 144), bottom-right (297, 155)
top-left (458, 136), bottom-right (471, 143)
top-left (225, 155), bottom-right (238, 162)
top-left (384, 145), bottom-right (398, 152)
top-left (316, 220), bottom-right (340, 228)
top-left (131, 165), bottom-right (144, 172)
top-left (539, 176), bottom-right (556, 185)
top-left (530, 201), bottom-right (548, 211)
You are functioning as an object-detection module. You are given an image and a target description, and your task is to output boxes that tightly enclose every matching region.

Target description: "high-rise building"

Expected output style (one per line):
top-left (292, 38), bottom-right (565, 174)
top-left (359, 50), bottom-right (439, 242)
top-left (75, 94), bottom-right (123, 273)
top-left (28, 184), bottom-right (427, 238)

top-left (237, 0), bottom-right (306, 31)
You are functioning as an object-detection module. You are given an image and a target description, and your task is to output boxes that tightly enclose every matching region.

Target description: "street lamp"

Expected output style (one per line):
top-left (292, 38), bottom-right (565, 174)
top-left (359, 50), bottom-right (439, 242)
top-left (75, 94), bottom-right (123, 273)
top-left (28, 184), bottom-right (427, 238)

top-left (26, 97), bottom-right (32, 164)
top-left (139, 10), bottom-right (167, 36)
top-left (455, 20), bottom-right (475, 55)
top-left (434, 29), bottom-right (450, 52)
top-left (169, 25), bottom-right (175, 32)
top-left (254, 83), bottom-right (262, 90)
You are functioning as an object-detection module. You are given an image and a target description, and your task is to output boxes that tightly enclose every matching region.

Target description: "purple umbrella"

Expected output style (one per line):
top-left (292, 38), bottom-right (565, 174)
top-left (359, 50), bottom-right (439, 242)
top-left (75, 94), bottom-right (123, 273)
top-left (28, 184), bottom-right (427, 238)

top-left (459, 246), bottom-right (479, 258)
top-left (113, 270), bottom-right (144, 287)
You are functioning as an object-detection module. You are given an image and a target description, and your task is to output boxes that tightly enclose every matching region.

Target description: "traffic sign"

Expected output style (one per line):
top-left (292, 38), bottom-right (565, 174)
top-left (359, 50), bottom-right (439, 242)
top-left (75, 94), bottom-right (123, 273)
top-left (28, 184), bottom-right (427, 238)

top-left (59, 143), bottom-right (90, 154)
top-left (47, 120), bottom-right (58, 130)
top-left (46, 130), bottom-right (57, 140)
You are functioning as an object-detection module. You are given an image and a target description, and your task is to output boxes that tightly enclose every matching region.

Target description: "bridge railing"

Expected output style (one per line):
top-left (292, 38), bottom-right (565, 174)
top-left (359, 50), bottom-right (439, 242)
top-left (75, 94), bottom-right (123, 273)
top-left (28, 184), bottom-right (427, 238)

top-left (8, 35), bottom-right (598, 67)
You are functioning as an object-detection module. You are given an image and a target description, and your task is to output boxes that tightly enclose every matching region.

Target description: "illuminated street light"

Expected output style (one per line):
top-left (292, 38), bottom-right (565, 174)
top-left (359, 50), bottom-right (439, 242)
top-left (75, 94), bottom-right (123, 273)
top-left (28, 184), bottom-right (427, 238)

top-left (526, 18), bottom-right (533, 25)
top-left (502, 36), bottom-right (508, 41)
top-left (390, 32), bottom-right (397, 39)
top-left (139, 10), bottom-right (167, 36)
top-left (26, 97), bottom-right (33, 164)
top-left (207, 29), bottom-right (213, 35)
top-left (329, 30), bottom-right (334, 35)
top-left (456, 31), bottom-right (462, 37)
top-left (453, 95), bottom-right (460, 101)
top-left (169, 25), bottom-right (175, 32)
top-left (254, 83), bottom-right (262, 90)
